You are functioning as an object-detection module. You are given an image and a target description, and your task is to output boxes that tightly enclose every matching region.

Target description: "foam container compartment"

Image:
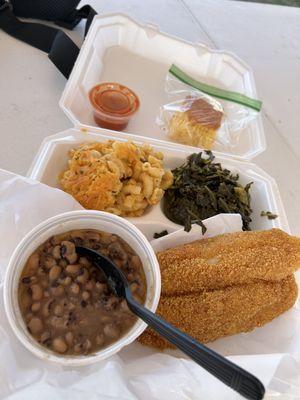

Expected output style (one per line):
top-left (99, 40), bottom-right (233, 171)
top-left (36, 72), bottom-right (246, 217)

top-left (28, 128), bottom-right (290, 240)
top-left (60, 13), bottom-right (266, 161)
top-left (27, 13), bottom-right (289, 236)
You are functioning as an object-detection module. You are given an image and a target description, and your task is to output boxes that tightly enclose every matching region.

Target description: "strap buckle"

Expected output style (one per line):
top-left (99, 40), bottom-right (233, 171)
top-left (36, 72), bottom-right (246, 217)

top-left (0, 0), bottom-right (12, 12)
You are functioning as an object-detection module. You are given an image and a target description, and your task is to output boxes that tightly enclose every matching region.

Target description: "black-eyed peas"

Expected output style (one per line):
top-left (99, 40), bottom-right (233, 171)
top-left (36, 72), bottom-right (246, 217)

top-left (18, 229), bottom-right (146, 356)
top-left (49, 265), bottom-right (61, 281)
top-left (30, 284), bottom-right (43, 301)
top-left (27, 317), bottom-right (43, 334)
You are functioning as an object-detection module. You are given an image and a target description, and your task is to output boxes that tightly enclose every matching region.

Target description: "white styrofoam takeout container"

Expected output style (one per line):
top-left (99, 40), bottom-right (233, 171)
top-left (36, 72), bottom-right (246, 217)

top-left (27, 128), bottom-right (290, 238)
top-left (60, 13), bottom-right (266, 161)
top-left (4, 210), bottom-right (161, 366)
top-left (8, 12), bottom-right (291, 370)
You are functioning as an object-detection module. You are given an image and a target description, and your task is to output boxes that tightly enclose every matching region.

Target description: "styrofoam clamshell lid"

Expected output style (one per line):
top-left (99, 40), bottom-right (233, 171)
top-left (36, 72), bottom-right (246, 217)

top-left (27, 128), bottom-right (290, 240)
top-left (60, 13), bottom-right (266, 161)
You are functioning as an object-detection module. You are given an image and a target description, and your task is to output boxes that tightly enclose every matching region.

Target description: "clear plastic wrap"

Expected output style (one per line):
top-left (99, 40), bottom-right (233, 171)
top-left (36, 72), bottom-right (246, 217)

top-left (157, 65), bottom-right (262, 150)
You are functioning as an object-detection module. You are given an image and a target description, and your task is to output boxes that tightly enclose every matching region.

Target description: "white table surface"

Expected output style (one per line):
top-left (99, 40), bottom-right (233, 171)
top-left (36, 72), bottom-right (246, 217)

top-left (0, 0), bottom-right (299, 235)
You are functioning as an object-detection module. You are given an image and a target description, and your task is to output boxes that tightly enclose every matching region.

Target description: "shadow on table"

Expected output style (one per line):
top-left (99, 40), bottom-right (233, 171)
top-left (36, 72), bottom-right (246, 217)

top-left (236, 0), bottom-right (300, 6)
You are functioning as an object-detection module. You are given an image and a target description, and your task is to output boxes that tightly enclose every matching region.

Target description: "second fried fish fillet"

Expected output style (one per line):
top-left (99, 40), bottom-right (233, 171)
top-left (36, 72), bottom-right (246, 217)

top-left (158, 229), bottom-right (300, 295)
top-left (138, 275), bottom-right (298, 349)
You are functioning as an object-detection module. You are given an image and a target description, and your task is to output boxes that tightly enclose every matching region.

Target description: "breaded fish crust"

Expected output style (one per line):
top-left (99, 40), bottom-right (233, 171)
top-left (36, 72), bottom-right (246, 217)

top-left (139, 229), bottom-right (300, 349)
top-left (139, 276), bottom-right (298, 349)
top-left (158, 229), bottom-right (300, 295)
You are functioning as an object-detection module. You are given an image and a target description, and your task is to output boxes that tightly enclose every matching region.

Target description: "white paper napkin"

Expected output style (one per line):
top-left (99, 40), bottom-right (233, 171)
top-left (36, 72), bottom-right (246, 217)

top-left (150, 213), bottom-right (243, 252)
top-left (0, 169), bottom-right (299, 399)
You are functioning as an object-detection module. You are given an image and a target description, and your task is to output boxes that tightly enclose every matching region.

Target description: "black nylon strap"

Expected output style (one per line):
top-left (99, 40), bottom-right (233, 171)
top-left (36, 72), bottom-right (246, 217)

top-left (49, 31), bottom-right (80, 79)
top-left (0, 0), bottom-right (97, 78)
top-left (0, 2), bottom-right (58, 52)
top-left (56, 4), bottom-right (97, 34)
top-left (10, 0), bottom-right (81, 22)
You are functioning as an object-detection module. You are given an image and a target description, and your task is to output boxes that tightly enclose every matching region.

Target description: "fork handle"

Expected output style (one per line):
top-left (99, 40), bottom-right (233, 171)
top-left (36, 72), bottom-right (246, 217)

top-left (126, 295), bottom-right (265, 400)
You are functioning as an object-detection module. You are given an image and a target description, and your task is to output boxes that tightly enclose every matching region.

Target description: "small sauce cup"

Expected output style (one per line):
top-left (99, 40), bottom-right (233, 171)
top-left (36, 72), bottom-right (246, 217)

top-left (89, 83), bottom-right (140, 131)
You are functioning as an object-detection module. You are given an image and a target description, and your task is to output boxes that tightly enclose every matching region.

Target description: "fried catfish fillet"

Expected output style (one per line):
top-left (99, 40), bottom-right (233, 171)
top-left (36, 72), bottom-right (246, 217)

top-left (139, 276), bottom-right (297, 349)
top-left (158, 229), bottom-right (300, 295)
top-left (139, 229), bottom-right (300, 349)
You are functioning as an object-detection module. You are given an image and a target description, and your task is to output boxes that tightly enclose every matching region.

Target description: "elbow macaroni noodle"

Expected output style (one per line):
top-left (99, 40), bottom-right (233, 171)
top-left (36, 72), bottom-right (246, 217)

top-left (59, 140), bottom-right (173, 217)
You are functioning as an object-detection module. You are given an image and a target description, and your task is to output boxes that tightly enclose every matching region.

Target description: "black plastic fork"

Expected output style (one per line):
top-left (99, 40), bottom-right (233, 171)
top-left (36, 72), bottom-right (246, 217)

top-left (76, 246), bottom-right (265, 400)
